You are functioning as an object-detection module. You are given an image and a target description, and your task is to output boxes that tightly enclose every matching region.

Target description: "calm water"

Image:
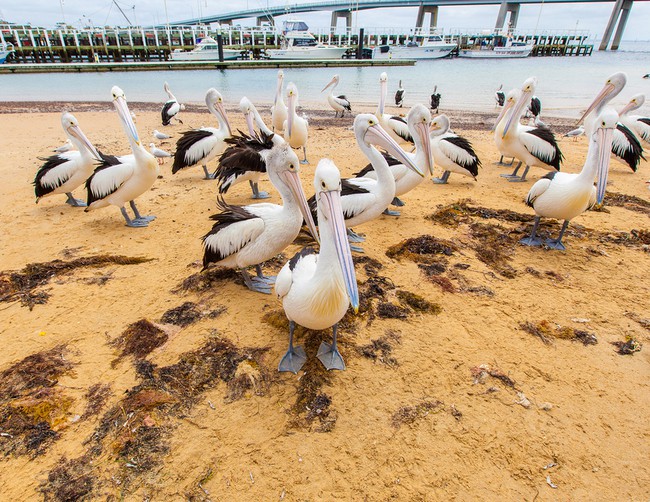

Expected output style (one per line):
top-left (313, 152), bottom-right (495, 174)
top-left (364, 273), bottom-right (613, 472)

top-left (2, 40), bottom-right (649, 118)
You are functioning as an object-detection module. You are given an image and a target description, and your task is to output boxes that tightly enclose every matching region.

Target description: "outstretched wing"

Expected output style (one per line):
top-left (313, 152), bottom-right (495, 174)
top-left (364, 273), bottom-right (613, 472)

top-left (161, 101), bottom-right (179, 125)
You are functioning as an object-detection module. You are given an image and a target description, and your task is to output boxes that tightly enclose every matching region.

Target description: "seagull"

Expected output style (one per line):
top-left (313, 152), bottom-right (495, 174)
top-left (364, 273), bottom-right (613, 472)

top-left (275, 159), bottom-right (359, 373)
top-left (153, 129), bottom-right (171, 141)
top-left (161, 81), bottom-right (185, 126)
top-left (564, 126), bottom-right (585, 141)
top-left (149, 143), bottom-right (171, 164)
top-left (395, 80), bottom-right (405, 107)
top-left (53, 139), bottom-right (74, 153)
top-left (321, 74), bottom-right (352, 118)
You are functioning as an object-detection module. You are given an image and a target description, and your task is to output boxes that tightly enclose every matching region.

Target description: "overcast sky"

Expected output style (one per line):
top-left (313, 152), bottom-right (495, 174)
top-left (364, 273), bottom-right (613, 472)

top-left (1, 1), bottom-right (649, 41)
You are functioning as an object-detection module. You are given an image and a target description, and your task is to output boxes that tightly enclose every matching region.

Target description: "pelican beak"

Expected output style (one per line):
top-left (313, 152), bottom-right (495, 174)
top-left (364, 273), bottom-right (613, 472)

top-left (286, 93), bottom-right (295, 137)
top-left (245, 110), bottom-right (256, 136)
top-left (618, 100), bottom-right (637, 117)
top-left (274, 75), bottom-right (283, 106)
top-left (379, 79), bottom-right (387, 115)
top-left (215, 101), bottom-right (232, 136)
top-left (503, 90), bottom-right (532, 138)
top-left (365, 124), bottom-right (425, 177)
top-left (320, 189), bottom-right (359, 313)
top-left (113, 94), bottom-right (140, 146)
top-left (492, 100), bottom-right (513, 132)
top-left (416, 121), bottom-right (434, 176)
top-left (596, 127), bottom-right (614, 204)
top-left (578, 82), bottom-right (615, 126)
top-left (321, 77), bottom-right (336, 93)
top-left (281, 170), bottom-right (320, 244)
top-left (67, 124), bottom-right (100, 160)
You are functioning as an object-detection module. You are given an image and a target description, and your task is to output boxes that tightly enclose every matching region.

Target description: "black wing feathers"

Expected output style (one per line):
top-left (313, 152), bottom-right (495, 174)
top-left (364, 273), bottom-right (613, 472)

top-left (172, 129), bottom-right (215, 173)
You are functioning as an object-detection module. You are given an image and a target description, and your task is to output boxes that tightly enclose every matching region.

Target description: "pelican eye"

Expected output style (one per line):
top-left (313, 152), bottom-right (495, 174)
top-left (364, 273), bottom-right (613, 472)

top-left (321, 181), bottom-right (326, 188)
top-left (289, 163), bottom-right (295, 170)
top-left (602, 121), bottom-right (606, 126)
top-left (368, 120), bottom-right (375, 126)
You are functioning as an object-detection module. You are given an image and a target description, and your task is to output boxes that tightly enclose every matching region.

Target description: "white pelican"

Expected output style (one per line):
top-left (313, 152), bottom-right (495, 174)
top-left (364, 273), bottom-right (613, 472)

top-left (521, 110), bottom-right (617, 250)
top-left (578, 72), bottom-right (644, 172)
top-left (395, 80), bottom-right (405, 107)
top-left (497, 77), bottom-right (563, 182)
top-left (430, 85), bottom-right (441, 113)
top-left (149, 143), bottom-right (171, 164)
top-left (321, 74), bottom-right (352, 118)
top-left (271, 70), bottom-right (287, 133)
top-left (429, 114), bottom-right (481, 184)
top-left (202, 142), bottom-right (318, 294)
top-left (161, 81), bottom-right (184, 126)
top-left (34, 112), bottom-right (100, 207)
top-left (618, 94), bottom-right (650, 145)
top-left (172, 88), bottom-right (232, 179)
top-left (85, 86), bottom-right (158, 227)
top-left (153, 129), bottom-right (171, 141)
top-left (564, 126), bottom-right (585, 141)
top-left (53, 139), bottom-right (74, 153)
top-left (283, 82), bottom-right (309, 164)
top-left (275, 159), bottom-right (359, 373)
top-left (215, 96), bottom-right (279, 199)
top-left (308, 114), bottom-right (423, 251)
top-left (377, 72), bottom-right (413, 144)
top-left (354, 104), bottom-right (433, 215)
top-left (495, 84), bottom-right (505, 107)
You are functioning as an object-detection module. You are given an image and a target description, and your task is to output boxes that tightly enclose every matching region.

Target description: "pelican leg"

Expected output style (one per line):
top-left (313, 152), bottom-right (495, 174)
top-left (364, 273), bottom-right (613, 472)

top-left (65, 192), bottom-right (87, 207)
top-left (130, 201), bottom-right (156, 222)
top-left (255, 264), bottom-right (276, 284)
top-left (500, 161), bottom-right (522, 178)
top-left (249, 181), bottom-right (270, 199)
top-left (508, 165), bottom-right (531, 182)
top-left (433, 171), bottom-right (451, 184)
top-left (240, 269), bottom-right (273, 294)
top-left (278, 321), bottom-right (306, 374)
top-left (300, 147), bottom-right (309, 165)
top-left (519, 216), bottom-right (543, 247)
top-left (346, 228), bottom-right (366, 242)
top-left (349, 244), bottom-right (365, 253)
top-left (391, 197), bottom-right (405, 207)
top-left (317, 324), bottom-right (346, 371)
top-left (202, 165), bottom-right (217, 180)
top-left (121, 207), bottom-right (148, 227)
top-left (546, 220), bottom-right (569, 250)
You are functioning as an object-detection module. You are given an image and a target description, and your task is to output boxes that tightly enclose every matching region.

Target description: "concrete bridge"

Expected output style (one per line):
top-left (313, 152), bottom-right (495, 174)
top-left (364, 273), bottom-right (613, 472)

top-left (169, 0), bottom-right (645, 50)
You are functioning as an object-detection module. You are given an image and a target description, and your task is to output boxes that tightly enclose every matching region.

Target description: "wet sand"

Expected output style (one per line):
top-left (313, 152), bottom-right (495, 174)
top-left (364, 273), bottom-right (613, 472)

top-left (0, 101), bottom-right (648, 501)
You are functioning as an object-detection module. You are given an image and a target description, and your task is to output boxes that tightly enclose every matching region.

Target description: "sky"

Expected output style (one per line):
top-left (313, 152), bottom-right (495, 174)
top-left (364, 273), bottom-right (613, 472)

top-left (1, 0), bottom-right (649, 41)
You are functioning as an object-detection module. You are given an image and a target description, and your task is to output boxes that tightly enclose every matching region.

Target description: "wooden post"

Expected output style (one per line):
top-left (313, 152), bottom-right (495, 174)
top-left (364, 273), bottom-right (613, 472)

top-left (217, 33), bottom-right (224, 62)
top-left (357, 28), bottom-right (364, 59)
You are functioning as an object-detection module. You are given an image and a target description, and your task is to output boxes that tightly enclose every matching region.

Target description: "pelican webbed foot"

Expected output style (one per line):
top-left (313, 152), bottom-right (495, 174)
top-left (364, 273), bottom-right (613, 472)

top-left (300, 147), bottom-right (309, 164)
top-left (507, 165), bottom-right (530, 183)
top-left (202, 166), bottom-right (217, 180)
top-left (130, 201), bottom-right (156, 222)
top-left (255, 265), bottom-right (277, 284)
top-left (545, 221), bottom-right (569, 250)
top-left (241, 269), bottom-right (273, 294)
top-left (346, 228), bottom-right (366, 242)
top-left (500, 161), bottom-right (523, 178)
top-left (520, 236), bottom-right (543, 247)
top-left (391, 197), bottom-right (405, 207)
top-left (65, 193), bottom-right (87, 207)
top-left (279, 321), bottom-right (306, 374)
top-left (349, 244), bottom-right (365, 253)
top-left (317, 325), bottom-right (346, 371)
top-left (433, 171), bottom-right (451, 184)
top-left (382, 209), bottom-right (401, 216)
top-left (249, 181), bottom-right (271, 199)
top-left (120, 207), bottom-right (149, 227)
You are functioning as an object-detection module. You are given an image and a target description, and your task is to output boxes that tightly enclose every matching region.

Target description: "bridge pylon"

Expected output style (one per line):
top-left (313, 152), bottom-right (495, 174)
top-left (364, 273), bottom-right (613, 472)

top-left (599, 0), bottom-right (633, 50)
top-left (416, 5), bottom-right (439, 30)
top-left (330, 10), bottom-right (352, 32)
top-left (494, 1), bottom-right (520, 31)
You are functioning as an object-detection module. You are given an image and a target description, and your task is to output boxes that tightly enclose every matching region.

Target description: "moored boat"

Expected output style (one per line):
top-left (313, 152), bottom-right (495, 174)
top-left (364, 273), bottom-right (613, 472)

top-left (169, 37), bottom-right (241, 61)
top-left (266, 20), bottom-right (349, 60)
top-left (0, 42), bottom-right (14, 64)
top-left (459, 34), bottom-right (533, 58)
top-left (372, 34), bottom-right (456, 60)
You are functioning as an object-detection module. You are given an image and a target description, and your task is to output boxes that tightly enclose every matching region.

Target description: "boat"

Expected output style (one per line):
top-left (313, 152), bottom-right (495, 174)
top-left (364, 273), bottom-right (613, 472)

top-left (371, 34), bottom-right (456, 60)
top-left (265, 20), bottom-right (349, 60)
top-left (458, 34), bottom-right (533, 58)
top-left (169, 37), bottom-right (241, 61)
top-left (0, 43), bottom-right (14, 64)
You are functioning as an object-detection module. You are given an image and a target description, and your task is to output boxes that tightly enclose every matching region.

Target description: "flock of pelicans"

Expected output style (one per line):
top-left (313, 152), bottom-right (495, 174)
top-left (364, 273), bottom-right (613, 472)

top-left (32, 70), bottom-right (649, 373)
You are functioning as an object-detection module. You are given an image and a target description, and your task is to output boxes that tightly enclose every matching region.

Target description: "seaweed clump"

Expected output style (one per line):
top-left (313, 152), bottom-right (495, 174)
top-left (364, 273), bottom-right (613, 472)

top-left (111, 319), bottom-right (169, 365)
top-left (82, 383), bottom-right (112, 419)
top-left (396, 290), bottom-right (442, 314)
top-left (386, 235), bottom-right (458, 263)
top-left (469, 222), bottom-right (518, 278)
top-left (357, 329), bottom-right (401, 366)
top-left (427, 200), bottom-right (533, 227)
top-left (611, 336), bottom-right (642, 355)
top-left (604, 192), bottom-right (650, 216)
top-left (41, 455), bottom-right (95, 502)
top-left (173, 267), bottom-right (239, 294)
top-left (391, 400), bottom-right (443, 429)
top-left (520, 320), bottom-right (598, 346)
top-left (160, 301), bottom-right (226, 327)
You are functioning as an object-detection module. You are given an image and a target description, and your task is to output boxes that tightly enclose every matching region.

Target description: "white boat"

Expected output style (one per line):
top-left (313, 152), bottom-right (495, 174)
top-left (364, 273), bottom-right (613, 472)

top-left (266, 20), bottom-right (349, 60)
top-left (0, 43), bottom-right (14, 64)
top-left (169, 37), bottom-right (241, 61)
top-left (372, 34), bottom-right (456, 60)
top-left (459, 35), bottom-right (533, 58)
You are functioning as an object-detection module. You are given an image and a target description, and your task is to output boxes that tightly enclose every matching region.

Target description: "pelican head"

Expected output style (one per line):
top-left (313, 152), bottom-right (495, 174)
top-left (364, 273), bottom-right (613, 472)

top-left (61, 111), bottom-right (100, 159)
top-left (321, 74), bottom-right (340, 93)
top-left (354, 114), bottom-right (424, 177)
top-left (407, 104), bottom-right (434, 176)
top-left (111, 85), bottom-right (140, 147)
top-left (285, 82), bottom-right (299, 137)
top-left (274, 70), bottom-right (285, 106)
top-left (430, 114), bottom-right (450, 135)
top-left (314, 159), bottom-right (359, 313)
top-left (503, 76), bottom-right (537, 137)
top-left (578, 72), bottom-right (627, 125)
top-left (593, 109), bottom-right (618, 204)
top-left (619, 93), bottom-right (645, 116)
top-left (265, 143), bottom-right (319, 243)
top-left (205, 88), bottom-right (232, 136)
top-left (492, 88), bottom-right (521, 132)
top-left (378, 72), bottom-right (388, 115)
top-left (239, 96), bottom-right (256, 135)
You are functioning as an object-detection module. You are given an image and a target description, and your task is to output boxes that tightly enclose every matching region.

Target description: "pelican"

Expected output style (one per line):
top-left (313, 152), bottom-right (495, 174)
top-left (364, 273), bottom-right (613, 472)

top-left (275, 159), bottom-right (359, 373)
top-left (53, 139), bottom-right (74, 153)
top-left (215, 96), bottom-right (282, 199)
top-left (395, 80), bottom-right (405, 107)
top-left (578, 72), bottom-right (644, 172)
top-left (429, 114), bottom-right (481, 184)
top-left (172, 88), bottom-right (232, 179)
top-left (493, 89), bottom-right (520, 168)
top-left (202, 142), bottom-right (318, 294)
top-left (618, 94), bottom-right (650, 145)
top-left (496, 77), bottom-right (563, 182)
top-left (527, 96), bottom-right (547, 128)
top-left (321, 74), bottom-right (352, 118)
top-left (84, 86), bottom-right (158, 227)
top-left (377, 72), bottom-right (413, 144)
top-left (34, 112), bottom-right (100, 207)
top-left (308, 114), bottom-right (423, 251)
top-left (564, 126), bottom-right (585, 141)
top-left (521, 110), bottom-right (617, 250)
top-left (430, 85), bottom-right (441, 113)
top-left (283, 82), bottom-right (309, 164)
top-left (161, 82), bottom-right (184, 126)
top-left (153, 129), bottom-right (171, 141)
top-left (149, 143), bottom-right (171, 164)
top-left (353, 105), bottom-right (433, 215)
top-left (495, 84), bottom-right (505, 107)
top-left (271, 70), bottom-right (287, 133)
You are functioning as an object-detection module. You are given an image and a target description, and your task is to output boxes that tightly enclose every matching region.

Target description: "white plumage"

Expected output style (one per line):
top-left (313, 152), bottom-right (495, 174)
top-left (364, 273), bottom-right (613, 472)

top-left (161, 82), bottom-right (184, 126)
top-left (618, 93), bottom-right (650, 145)
top-left (271, 70), bottom-right (288, 133)
top-left (283, 82), bottom-right (309, 163)
top-left (430, 114), bottom-right (481, 183)
top-left (53, 139), bottom-right (74, 153)
top-left (376, 72), bottom-right (413, 144)
top-left (322, 74), bottom-right (352, 118)
top-left (153, 129), bottom-right (171, 140)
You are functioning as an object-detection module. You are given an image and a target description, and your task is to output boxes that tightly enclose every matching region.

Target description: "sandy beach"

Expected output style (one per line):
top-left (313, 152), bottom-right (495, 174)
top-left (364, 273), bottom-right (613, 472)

top-left (0, 100), bottom-right (648, 501)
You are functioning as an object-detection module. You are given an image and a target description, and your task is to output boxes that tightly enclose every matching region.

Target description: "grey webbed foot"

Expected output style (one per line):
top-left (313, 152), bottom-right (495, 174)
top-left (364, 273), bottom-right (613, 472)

top-left (346, 229), bottom-right (365, 242)
top-left (65, 193), bottom-right (87, 207)
top-left (317, 342), bottom-right (346, 371)
top-left (202, 166), bottom-right (217, 179)
top-left (545, 239), bottom-right (566, 250)
top-left (382, 209), bottom-right (401, 216)
top-left (278, 345), bottom-right (307, 374)
top-left (125, 219), bottom-right (149, 228)
top-left (252, 191), bottom-right (270, 199)
top-left (134, 215), bottom-right (156, 223)
top-left (519, 236), bottom-right (543, 247)
top-left (391, 197), bottom-right (405, 207)
top-left (300, 159), bottom-right (309, 165)
top-left (349, 244), bottom-right (365, 253)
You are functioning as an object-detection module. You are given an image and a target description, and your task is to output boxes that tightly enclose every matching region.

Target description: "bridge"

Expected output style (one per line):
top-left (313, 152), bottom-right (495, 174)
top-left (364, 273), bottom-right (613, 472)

top-left (169, 0), bottom-right (643, 50)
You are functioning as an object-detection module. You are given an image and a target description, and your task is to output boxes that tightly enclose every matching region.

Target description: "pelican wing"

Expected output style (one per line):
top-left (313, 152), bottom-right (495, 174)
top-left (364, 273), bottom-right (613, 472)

top-left (438, 135), bottom-right (481, 176)
top-left (161, 100), bottom-right (179, 125)
top-left (216, 131), bottom-right (275, 193)
top-left (520, 127), bottom-right (563, 170)
top-left (395, 89), bottom-right (404, 105)
top-left (335, 95), bottom-right (352, 111)
top-left (387, 115), bottom-right (413, 143)
top-left (612, 123), bottom-right (644, 172)
top-left (275, 247), bottom-right (317, 299)
top-left (202, 198), bottom-right (265, 267)
top-left (86, 155), bottom-right (134, 204)
top-left (633, 117), bottom-right (650, 142)
top-left (34, 152), bottom-right (80, 197)
top-left (172, 129), bottom-right (221, 173)
top-left (339, 179), bottom-right (377, 220)
top-left (525, 172), bottom-right (555, 207)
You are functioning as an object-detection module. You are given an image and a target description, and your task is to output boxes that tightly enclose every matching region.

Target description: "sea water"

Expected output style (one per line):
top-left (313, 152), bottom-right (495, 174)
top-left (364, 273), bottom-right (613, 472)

top-left (1, 40), bottom-right (648, 118)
